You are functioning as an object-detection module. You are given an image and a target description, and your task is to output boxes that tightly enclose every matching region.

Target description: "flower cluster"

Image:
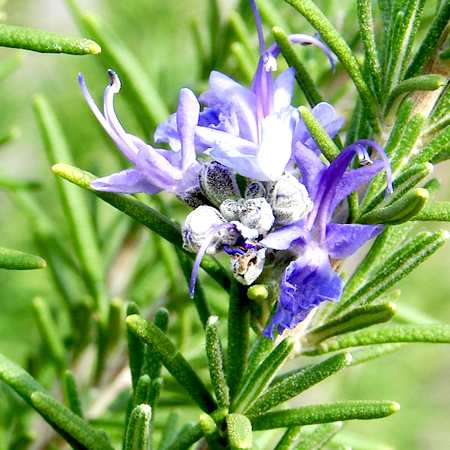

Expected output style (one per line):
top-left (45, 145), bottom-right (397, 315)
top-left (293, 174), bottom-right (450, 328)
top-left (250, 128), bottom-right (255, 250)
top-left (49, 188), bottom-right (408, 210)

top-left (80, 0), bottom-right (392, 339)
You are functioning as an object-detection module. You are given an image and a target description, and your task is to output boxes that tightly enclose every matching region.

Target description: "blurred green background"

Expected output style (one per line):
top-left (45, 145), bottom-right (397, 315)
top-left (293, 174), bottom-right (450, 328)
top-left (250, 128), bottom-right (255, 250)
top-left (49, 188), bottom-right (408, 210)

top-left (0, 0), bottom-right (449, 449)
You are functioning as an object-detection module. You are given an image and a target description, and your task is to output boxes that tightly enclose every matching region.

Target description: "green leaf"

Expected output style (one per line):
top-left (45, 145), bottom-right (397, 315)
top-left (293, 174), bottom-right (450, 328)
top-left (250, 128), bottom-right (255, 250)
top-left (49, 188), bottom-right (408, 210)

top-left (251, 400), bottom-right (400, 430)
top-left (384, 74), bottom-right (446, 118)
top-left (360, 161), bottom-right (432, 217)
top-left (30, 392), bottom-right (114, 450)
top-left (226, 414), bottom-right (253, 450)
top-left (126, 314), bottom-right (217, 413)
top-left (32, 297), bottom-right (66, 371)
top-left (158, 411), bottom-right (180, 450)
top-left (165, 408), bottom-right (228, 450)
top-left (334, 229), bottom-right (449, 314)
top-left (200, 413), bottom-right (222, 450)
top-left (0, 353), bottom-right (47, 407)
top-left (298, 106), bottom-right (340, 161)
top-left (51, 163), bottom-right (231, 291)
top-left (246, 353), bottom-right (352, 417)
top-left (306, 300), bottom-right (398, 346)
top-left (349, 343), bottom-right (404, 366)
top-left (227, 281), bottom-right (251, 400)
top-left (34, 96), bottom-right (107, 318)
top-left (124, 404), bottom-right (152, 450)
top-left (62, 370), bottom-right (84, 418)
top-left (406, 0), bottom-right (450, 78)
top-left (273, 426), bottom-right (303, 450)
top-left (359, 188), bottom-right (429, 225)
top-left (0, 54), bottom-right (23, 83)
top-left (127, 303), bottom-right (145, 391)
top-left (0, 246), bottom-right (46, 270)
top-left (205, 316), bottom-right (230, 409)
top-left (231, 337), bottom-right (295, 414)
top-left (295, 422), bottom-right (343, 450)
top-left (273, 27), bottom-right (324, 107)
top-left (415, 201), bottom-right (450, 221)
top-left (142, 308), bottom-right (169, 381)
top-left (133, 375), bottom-right (151, 407)
top-left (0, 24), bottom-right (101, 54)
top-left (414, 122), bottom-right (450, 164)
top-left (307, 324), bottom-right (450, 355)
top-left (285, 0), bottom-right (380, 133)
top-left (81, 13), bottom-right (169, 130)
top-left (357, 0), bottom-right (382, 103)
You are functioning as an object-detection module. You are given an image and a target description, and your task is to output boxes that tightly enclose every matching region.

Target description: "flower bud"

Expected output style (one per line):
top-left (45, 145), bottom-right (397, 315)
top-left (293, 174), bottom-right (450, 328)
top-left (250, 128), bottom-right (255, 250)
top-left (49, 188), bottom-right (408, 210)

top-left (182, 206), bottom-right (226, 254)
top-left (199, 161), bottom-right (241, 208)
top-left (220, 199), bottom-right (241, 222)
top-left (238, 198), bottom-right (275, 235)
top-left (245, 182), bottom-right (266, 199)
top-left (267, 174), bottom-right (313, 226)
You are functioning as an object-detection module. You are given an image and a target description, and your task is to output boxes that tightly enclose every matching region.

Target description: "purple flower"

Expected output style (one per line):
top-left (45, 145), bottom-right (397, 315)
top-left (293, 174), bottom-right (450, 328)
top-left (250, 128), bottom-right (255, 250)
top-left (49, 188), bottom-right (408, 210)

top-left (79, 70), bottom-right (202, 204)
top-left (155, 0), bottom-right (339, 181)
top-left (260, 140), bottom-right (393, 339)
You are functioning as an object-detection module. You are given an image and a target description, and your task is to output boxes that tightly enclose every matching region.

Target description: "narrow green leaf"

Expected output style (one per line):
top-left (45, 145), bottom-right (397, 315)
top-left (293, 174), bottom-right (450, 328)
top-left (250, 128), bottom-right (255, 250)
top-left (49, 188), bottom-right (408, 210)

top-left (142, 308), bottom-right (169, 381)
top-left (308, 324), bottom-right (450, 355)
top-left (229, 11), bottom-right (258, 66)
top-left (334, 229), bottom-right (449, 314)
top-left (206, 316), bottom-right (230, 409)
top-left (106, 298), bottom-right (123, 352)
top-left (127, 314), bottom-right (217, 413)
top-left (360, 162), bottom-right (432, 218)
top-left (34, 97), bottom-right (107, 318)
top-left (0, 246), bottom-right (46, 270)
top-left (298, 106), bottom-right (340, 161)
top-left (384, 74), bottom-right (446, 118)
top-left (227, 281), bottom-right (251, 400)
top-left (295, 422), bottom-right (343, 450)
top-left (133, 375), bottom-right (151, 407)
top-left (273, 27), bottom-right (323, 107)
top-left (81, 13), bottom-right (169, 129)
top-left (127, 303), bottom-right (145, 392)
top-left (349, 343), bottom-right (403, 366)
top-left (0, 24), bottom-right (101, 54)
top-left (273, 426), bottom-right (303, 450)
top-left (251, 400), bottom-right (400, 430)
top-left (62, 370), bottom-right (84, 418)
top-left (406, 0), bottom-right (450, 78)
top-left (357, 0), bottom-right (382, 103)
top-left (258, 0), bottom-right (291, 32)
top-left (306, 301), bottom-right (397, 346)
top-left (232, 337), bottom-right (295, 414)
top-left (0, 353), bottom-right (47, 407)
top-left (0, 173), bottom-right (40, 191)
top-left (359, 188), bottom-right (429, 225)
top-left (226, 414), bottom-right (253, 450)
top-left (415, 201), bottom-right (450, 221)
top-left (415, 124), bottom-right (450, 164)
top-left (239, 336), bottom-right (275, 397)
top-left (176, 248), bottom-right (214, 328)
top-left (124, 404), bottom-right (152, 450)
top-left (30, 392), bottom-right (114, 450)
top-left (384, 0), bottom-right (425, 94)
top-left (32, 297), bottom-right (66, 370)
top-left (200, 413), bottom-right (222, 450)
top-left (285, 0), bottom-right (380, 132)
top-left (246, 353), bottom-right (352, 417)
top-left (343, 225), bottom-right (414, 301)
top-left (51, 163), bottom-right (231, 291)
top-left (231, 42), bottom-right (256, 84)
top-left (165, 408), bottom-right (228, 450)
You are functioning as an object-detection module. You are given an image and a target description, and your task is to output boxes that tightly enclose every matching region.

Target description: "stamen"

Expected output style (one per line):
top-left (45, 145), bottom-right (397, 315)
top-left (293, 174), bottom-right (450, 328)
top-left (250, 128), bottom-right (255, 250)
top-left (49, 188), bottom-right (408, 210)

top-left (108, 69), bottom-right (121, 93)
top-left (263, 53), bottom-right (278, 72)
top-left (356, 145), bottom-right (373, 166)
